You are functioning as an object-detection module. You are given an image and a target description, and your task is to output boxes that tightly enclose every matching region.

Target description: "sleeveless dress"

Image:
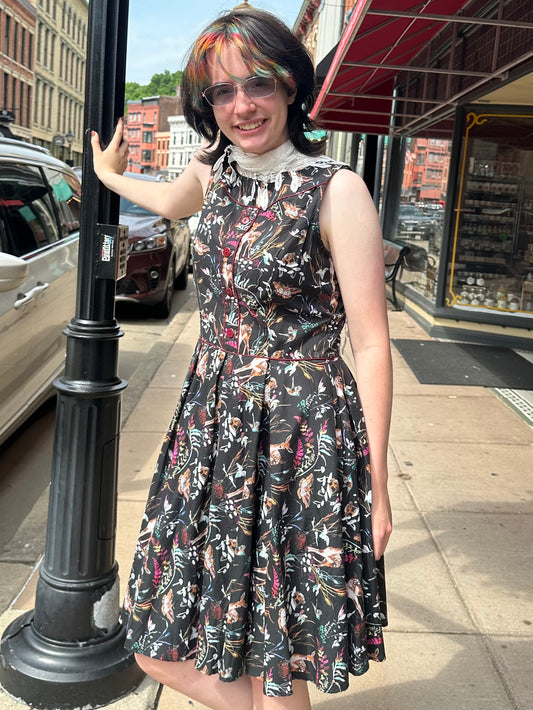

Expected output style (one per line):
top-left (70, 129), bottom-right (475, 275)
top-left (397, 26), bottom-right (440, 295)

top-left (123, 144), bottom-right (388, 697)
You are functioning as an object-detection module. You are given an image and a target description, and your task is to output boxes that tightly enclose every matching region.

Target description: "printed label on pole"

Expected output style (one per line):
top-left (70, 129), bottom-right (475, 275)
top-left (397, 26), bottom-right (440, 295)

top-left (95, 224), bottom-right (129, 280)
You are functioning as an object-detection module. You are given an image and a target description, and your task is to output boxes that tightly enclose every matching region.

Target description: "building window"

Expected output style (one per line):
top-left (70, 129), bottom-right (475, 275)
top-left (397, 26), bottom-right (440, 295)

top-left (19, 80), bottom-right (23, 125)
top-left (446, 109), bottom-right (533, 317)
top-left (5, 15), bottom-right (10, 55)
top-left (43, 28), bottom-right (49, 67)
top-left (48, 87), bottom-right (53, 128)
top-left (33, 79), bottom-right (39, 123)
top-left (26, 84), bottom-right (31, 126)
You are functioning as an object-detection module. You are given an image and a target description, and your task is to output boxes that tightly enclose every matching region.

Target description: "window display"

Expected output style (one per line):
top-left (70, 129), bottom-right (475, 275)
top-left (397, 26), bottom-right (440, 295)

top-left (446, 110), bottom-right (533, 317)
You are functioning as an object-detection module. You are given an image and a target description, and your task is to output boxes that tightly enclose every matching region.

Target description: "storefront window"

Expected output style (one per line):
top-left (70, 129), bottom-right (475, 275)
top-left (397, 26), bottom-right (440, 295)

top-left (397, 137), bottom-right (451, 301)
top-left (446, 109), bottom-right (533, 316)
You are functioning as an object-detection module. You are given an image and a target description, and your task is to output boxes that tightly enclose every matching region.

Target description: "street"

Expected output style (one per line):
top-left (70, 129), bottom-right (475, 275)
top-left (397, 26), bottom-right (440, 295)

top-left (0, 286), bottom-right (195, 614)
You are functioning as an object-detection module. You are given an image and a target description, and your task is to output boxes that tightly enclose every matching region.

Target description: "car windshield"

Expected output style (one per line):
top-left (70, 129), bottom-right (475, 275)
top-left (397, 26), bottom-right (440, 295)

top-left (120, 196), bottom-right (156, 216)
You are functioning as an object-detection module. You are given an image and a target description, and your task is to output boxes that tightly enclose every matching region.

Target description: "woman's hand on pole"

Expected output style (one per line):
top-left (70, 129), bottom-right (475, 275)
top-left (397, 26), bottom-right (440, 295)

top-left (91, 118), bottom-right (129, 181)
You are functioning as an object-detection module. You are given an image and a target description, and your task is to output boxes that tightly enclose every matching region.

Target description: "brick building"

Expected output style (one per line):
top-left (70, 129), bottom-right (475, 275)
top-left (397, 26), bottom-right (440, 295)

top-left (0, 0), bottom-right (36, 141)
top-left (125, 95), bottom-right (182, 175)
top-left (155, 130), bottom-right (170, 177)
top-left (402, 137), bottom-right (451, 203)
top-left (0, 0), bottom-right (87, 162)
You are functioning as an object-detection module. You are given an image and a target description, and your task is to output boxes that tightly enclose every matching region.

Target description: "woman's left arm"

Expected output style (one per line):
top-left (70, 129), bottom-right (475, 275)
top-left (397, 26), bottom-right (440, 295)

top-left (320, 168), bottom-right (393, 560)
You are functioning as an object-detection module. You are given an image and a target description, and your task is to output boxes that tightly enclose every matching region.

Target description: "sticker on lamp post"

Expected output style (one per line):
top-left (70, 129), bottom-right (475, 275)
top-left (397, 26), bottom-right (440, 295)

top-left (96, 224), bottom-right (129, 280)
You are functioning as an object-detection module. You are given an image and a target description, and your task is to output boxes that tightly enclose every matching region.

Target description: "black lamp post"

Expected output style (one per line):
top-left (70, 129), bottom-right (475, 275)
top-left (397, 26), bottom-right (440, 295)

top-left (0, 0), bottom-right (145, 707)
top-left (65, 129), bottom-right (75, 165)
top-left (52, 132), bottom-right (65, 159)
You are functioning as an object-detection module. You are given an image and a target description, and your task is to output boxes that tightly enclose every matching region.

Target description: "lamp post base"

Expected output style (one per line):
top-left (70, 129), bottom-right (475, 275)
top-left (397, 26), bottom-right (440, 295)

top-left (0, 611), bottom-right (144, 709)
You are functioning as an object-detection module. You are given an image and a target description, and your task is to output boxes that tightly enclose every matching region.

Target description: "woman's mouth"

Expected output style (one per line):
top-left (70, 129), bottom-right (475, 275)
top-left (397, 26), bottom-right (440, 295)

top-left (236, 119), bottom-right (266, 132)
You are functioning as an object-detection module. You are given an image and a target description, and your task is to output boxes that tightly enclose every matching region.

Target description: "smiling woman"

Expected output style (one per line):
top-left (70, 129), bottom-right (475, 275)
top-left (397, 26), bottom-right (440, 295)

top-left (92, 6), bottom-right (392, 709)
top-left (181, 5), bottom-right (322, 163)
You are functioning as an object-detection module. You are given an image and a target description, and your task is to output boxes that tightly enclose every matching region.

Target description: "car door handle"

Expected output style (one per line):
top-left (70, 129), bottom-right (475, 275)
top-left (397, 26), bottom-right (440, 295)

top-left (14, 281), bottom-right (50, 310)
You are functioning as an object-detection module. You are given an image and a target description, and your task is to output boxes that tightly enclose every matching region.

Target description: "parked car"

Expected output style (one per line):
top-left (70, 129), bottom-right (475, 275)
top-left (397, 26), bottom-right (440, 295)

top-left (115, 172), bottom-right (191, 318)
top-left (398, 203), bottom-right (437, 239)
top-left (0, 137), bottom-right (81, 446)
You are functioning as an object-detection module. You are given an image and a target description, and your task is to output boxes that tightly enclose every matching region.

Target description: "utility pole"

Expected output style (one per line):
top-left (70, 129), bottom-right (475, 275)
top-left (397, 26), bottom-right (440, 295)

top-left (0, 1), bottom-right (145, 707)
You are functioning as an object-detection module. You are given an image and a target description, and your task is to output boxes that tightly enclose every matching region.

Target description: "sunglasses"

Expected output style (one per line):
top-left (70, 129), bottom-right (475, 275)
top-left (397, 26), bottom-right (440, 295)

top-left (202, 76), bottom-right (277, 107)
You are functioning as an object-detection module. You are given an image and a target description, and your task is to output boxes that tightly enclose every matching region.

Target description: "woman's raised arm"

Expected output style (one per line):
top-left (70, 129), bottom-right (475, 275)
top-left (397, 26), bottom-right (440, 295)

top-left (91, 118), bottom-right (209, 220)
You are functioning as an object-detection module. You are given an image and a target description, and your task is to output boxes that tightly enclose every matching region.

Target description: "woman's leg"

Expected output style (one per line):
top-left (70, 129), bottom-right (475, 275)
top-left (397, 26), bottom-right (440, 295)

top-left (135, 654), bottom-right (253, 710)
top-left (250, 677), bottom-right (311, 710)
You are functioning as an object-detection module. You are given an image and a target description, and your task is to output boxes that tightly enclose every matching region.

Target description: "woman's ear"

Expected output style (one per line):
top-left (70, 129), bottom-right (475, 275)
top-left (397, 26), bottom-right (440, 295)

top-left (285, 77), bottom-right (297, 105)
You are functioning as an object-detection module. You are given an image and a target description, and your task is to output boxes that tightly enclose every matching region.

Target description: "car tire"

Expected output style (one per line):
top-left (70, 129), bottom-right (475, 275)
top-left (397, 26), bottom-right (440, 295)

top-left (174, 260), bottom-right (188, 290)
top-left (154, 260), bottom-right (175, 318)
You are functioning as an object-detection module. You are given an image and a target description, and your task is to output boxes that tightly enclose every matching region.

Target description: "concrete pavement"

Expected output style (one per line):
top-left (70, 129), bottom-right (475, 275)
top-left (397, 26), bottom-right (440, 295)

top-left (1, 301), bottom-right (532, 710)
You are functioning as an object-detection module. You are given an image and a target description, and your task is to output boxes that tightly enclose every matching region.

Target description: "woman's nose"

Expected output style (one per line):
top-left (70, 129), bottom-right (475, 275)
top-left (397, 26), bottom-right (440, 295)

top-left (233, 84), bottom-right (256, 111)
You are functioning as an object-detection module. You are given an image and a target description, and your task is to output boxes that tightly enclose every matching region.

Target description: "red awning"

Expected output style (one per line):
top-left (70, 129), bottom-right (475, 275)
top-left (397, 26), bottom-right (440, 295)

top-left (311, 0), bottom-right (533, 137)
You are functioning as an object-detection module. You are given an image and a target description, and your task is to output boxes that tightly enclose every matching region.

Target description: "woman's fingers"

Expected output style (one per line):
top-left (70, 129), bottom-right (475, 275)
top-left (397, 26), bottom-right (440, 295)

top-left (90, 120), bottom-right (125, 155)
top-left (90, 121), bottom-right (129, 176)
top-left (109, 118), bottom-right (124, 148)
top-left (90, 130), bottom-right (102, 156)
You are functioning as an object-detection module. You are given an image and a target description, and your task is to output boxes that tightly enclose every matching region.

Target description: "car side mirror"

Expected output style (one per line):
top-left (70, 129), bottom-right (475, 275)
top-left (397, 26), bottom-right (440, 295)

top-left (0, 252), bottom-right (29, 292)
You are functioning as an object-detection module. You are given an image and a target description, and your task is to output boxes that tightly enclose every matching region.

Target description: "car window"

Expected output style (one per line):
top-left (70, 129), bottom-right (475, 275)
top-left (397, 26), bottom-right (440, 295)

top-left (43, 167), bottom-right (81, 237)
top-left (400, 205), bottom-right (422, 215)
top-left (120, 196), bottom-right (157, 216)
top-left (0, 163), bottom-right (60, 256)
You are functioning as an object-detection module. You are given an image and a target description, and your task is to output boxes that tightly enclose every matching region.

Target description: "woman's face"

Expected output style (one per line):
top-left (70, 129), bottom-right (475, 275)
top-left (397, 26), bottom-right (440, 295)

top-left (206, 44), bottom-right (295, 155)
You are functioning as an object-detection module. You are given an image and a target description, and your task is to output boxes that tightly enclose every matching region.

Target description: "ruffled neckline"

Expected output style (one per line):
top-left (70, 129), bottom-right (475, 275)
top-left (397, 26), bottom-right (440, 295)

top-left (212, 141), bottom-right (342, 209)
top-left (227, 141), bottom-right (321, 179)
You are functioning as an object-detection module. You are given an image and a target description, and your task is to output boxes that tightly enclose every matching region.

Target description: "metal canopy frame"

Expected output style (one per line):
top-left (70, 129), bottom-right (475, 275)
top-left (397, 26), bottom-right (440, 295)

top-left (311, 0), bottom-right (533, 137)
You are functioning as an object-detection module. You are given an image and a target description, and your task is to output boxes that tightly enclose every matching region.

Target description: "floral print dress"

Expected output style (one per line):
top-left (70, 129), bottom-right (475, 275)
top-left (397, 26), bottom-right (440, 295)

top-left (123, 148), bottom-right (387, 697)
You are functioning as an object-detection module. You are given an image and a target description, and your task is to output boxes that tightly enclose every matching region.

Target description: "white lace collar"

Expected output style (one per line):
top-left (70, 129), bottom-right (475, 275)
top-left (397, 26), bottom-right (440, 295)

top-left (212, 140), bottom-right (340, 209)
top-left (228, 141), bottom-right (322, 180)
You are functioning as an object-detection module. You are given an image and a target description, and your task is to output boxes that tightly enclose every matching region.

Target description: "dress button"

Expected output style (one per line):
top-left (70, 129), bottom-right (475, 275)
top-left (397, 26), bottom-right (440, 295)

top-left (226, 287), bottom-right (233, 296)
top-left (225, 327), bottom-right (235, 338)
top-left (222, 247), bottom-right (231, 257)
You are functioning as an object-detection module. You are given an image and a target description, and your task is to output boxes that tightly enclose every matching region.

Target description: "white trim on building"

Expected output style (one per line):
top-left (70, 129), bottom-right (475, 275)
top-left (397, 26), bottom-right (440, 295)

top-left (168, 115), bottom-right (202, 180)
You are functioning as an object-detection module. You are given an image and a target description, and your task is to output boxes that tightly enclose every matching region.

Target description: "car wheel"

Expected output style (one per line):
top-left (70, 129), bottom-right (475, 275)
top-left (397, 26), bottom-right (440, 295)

top-left (174, 260), bottom-right (188, 290)
top-left (154, 261), bottom-right (175, 318)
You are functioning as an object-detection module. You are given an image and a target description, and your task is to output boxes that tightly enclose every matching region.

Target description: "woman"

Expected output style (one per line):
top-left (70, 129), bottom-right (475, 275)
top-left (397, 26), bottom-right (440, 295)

top-left (92, 6), bottom-right (392, 709)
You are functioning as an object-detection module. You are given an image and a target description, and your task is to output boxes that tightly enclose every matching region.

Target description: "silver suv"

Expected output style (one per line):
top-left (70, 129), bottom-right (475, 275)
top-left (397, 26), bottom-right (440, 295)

top-left (0, 138), bottom-right (81, 446)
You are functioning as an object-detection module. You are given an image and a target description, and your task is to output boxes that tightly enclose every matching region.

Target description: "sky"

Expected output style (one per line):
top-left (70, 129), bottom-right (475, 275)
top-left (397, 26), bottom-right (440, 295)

top-left (125, 0), bottom-right (306, 85)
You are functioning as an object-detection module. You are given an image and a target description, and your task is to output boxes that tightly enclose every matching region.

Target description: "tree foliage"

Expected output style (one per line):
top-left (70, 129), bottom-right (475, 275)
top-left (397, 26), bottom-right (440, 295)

top-left (125, 70), bottom-right (183, 105)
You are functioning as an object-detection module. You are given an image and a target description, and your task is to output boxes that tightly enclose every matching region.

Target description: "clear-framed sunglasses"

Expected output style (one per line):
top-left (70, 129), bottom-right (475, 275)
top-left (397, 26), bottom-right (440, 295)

top-left (202, 75), bottom-right (277, 107)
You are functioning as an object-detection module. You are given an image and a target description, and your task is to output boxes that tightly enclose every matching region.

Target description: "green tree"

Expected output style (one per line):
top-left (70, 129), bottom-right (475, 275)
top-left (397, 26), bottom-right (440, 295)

top-left (124, 82), bottom-right (144, 102)
top-left (124, 70), bottom-right (182, 106)
top-left (146, 70), bottom-right (183, 96)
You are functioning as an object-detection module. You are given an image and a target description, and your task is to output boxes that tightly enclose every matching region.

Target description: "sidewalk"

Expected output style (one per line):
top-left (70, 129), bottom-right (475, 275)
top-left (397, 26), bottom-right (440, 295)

top-left (1, 304), bottom-right (532, 710)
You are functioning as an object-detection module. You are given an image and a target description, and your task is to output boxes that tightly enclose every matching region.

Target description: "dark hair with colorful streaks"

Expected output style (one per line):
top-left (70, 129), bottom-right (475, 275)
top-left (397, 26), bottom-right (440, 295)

top-left (181, 5), bottom-right (326, 164)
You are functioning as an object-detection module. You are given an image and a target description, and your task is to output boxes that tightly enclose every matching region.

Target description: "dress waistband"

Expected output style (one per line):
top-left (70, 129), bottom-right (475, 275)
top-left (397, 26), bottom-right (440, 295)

top-left (199, 337), bottom-right (339, 363)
